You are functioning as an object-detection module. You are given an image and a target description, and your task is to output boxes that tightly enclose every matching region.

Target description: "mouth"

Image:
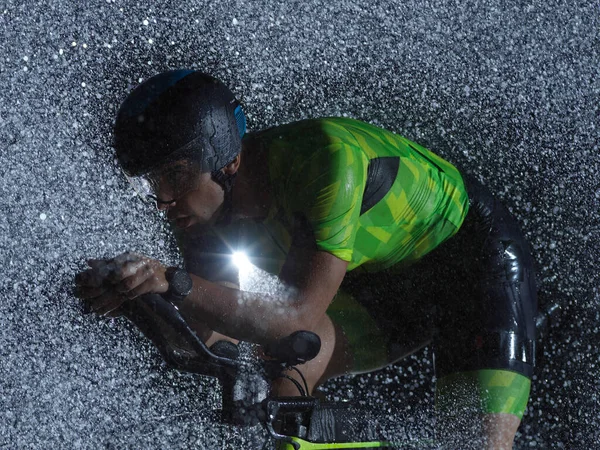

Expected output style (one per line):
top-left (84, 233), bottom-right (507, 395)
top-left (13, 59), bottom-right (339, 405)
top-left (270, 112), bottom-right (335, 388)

top-left (173, 216), bottom-right (193, 229)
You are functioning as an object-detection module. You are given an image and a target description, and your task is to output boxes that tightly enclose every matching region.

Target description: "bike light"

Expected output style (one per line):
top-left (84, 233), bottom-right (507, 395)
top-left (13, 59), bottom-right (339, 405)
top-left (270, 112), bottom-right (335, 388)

top-left (230, 251), bottom-right (289, 298)
top-left (232, 251), bottom-right (253, 273)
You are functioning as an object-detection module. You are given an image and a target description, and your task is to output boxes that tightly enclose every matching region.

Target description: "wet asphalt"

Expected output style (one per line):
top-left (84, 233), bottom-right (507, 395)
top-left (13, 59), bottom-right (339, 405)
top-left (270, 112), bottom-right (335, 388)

top-left (1, 1), bottom-right (598, 448)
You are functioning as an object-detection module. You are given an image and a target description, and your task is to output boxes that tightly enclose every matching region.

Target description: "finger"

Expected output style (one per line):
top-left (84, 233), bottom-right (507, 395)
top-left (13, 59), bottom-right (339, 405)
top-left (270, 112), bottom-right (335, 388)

top-left (87, 259), bottom-right (108, 270)
top-left (75, 284), bottom-right (109, 299)
top-left (88, 254), bottom-right (140, 282)
top-left (121, 276), bottom-right (164, 300)
top-left (113, 259), bottom-right (166, 294)
top-left (75, 269), bottom-right (106, 288)
top-left (256, 346), bottom-right (267, 359)
top-left (114, 268), bottom-right (152, 295)
top-left (82, 260), bottom-right (117, 286)
top-left (88, 291), bottom-right (123, 314)
top-left (95, 295), bottom-right (128, 316)
top-left (103, 307), bottom-right (124, 318)
top-left (114, 252), bottom-right (142, 265)
top-left (106, 257), bottom-right (149, 284)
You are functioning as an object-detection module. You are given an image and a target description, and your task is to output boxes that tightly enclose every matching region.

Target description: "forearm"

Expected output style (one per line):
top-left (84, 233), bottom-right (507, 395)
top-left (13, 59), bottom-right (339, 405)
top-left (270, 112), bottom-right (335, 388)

top-left (178, 274), bottom-right (305, 345)
top-left (176, 280), bottom-right (239, 347)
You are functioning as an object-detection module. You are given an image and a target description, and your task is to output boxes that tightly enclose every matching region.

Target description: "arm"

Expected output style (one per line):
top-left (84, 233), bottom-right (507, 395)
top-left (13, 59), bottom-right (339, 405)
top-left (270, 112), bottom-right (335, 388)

top-left (175, 227), bottom-right (241, 346)
top-left (74, 226), bottom-right (347, 346)
top-left (78, 142), bottom-right (360, 346)
top-left (180, 141), bottom-right (366, 345)
top-left (178, 240), bottom-right (349, 346)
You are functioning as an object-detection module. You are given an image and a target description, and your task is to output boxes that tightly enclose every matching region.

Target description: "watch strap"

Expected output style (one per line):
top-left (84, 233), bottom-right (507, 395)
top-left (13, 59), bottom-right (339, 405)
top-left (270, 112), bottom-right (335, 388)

top-left (164, 267), bottom-right (193, 303)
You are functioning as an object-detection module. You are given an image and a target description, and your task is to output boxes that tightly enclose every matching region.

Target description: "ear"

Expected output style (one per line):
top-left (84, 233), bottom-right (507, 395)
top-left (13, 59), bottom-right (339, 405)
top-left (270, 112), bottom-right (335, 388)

top-left (222, 153), bottom-right (241, 175)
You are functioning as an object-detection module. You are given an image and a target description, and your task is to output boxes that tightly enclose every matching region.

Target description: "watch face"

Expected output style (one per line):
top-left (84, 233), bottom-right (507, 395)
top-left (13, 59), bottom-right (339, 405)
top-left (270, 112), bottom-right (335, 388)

top-left (168, 269), bottom-right (193, 297)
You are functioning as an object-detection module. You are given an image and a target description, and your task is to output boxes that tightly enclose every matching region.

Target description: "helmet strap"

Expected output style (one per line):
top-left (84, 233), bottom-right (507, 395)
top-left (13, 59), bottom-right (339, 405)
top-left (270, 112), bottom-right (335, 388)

top-left (212, 170), bottom-right (236, 226)
top-left (210, 169), bottom-right (237, 193)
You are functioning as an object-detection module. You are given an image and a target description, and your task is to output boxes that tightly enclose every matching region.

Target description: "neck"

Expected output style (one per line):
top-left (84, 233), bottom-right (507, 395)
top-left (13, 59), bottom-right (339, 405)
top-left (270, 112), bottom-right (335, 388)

top-left (230, 134), bottom-right (271, 220)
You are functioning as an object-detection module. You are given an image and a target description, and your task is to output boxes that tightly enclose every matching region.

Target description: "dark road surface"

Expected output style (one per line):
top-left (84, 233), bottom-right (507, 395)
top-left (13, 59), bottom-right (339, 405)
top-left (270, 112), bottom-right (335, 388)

top-left (1, 1), bottom-right (598, 448)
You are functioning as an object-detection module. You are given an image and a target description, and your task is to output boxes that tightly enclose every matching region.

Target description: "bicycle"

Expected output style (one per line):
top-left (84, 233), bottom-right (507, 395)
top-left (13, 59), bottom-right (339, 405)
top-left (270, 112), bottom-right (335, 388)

top-left (119, 294), bottom-right (431, 449)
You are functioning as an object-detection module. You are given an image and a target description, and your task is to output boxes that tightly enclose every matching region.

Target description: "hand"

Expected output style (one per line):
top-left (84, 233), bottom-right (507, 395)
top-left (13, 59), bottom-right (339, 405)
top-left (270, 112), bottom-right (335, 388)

top-left (75, 252), bottom-right (168, 316)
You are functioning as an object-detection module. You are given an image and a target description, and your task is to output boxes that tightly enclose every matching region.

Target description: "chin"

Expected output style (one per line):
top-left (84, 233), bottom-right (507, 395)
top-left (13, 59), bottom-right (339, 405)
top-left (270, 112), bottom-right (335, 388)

top-left (189, 216), bottom-right (212, 229)
top-left (184, 222), bottom-right (204, 234)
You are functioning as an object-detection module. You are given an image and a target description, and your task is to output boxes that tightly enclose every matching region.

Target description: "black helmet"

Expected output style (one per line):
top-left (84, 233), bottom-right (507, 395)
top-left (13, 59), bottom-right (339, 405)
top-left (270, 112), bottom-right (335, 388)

top-left (114, 70), bottom-right (246, 179)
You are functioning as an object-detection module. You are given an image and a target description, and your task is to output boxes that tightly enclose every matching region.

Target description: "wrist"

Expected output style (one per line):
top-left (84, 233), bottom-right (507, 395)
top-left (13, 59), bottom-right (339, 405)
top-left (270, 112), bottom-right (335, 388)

top-left (164, 267), bottom-right (193, 303)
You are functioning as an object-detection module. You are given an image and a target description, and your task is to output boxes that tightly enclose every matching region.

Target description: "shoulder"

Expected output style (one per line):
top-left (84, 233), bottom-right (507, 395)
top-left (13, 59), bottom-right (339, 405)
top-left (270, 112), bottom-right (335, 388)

top-left (250, 117), bottom-right (369, 148)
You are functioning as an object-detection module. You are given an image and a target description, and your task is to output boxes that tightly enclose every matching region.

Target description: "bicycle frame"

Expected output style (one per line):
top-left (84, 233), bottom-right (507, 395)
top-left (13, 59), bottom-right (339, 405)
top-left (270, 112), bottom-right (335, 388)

top-left (276, 441), bottom-right (393, 449)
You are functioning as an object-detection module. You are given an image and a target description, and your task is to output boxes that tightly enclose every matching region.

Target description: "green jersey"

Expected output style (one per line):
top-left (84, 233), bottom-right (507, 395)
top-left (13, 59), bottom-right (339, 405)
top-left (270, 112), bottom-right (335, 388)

top-left (254, 117), bottom-right (468, 273)
top-left (183, 117), bottom-right (469, 277)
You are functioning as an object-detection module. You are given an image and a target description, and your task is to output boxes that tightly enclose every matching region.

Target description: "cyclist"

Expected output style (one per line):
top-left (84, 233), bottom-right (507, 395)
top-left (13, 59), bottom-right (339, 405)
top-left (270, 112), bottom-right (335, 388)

top-left (76, 70), bottom-right (538, 448)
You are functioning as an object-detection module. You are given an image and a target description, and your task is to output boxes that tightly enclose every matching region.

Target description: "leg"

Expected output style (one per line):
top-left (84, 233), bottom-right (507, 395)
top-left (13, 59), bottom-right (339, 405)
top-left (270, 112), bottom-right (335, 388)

top-left (270, 314), bottom-right (353, 396)
top-left (482, 413), bottom-right (521, 450)
top-left (435, 369), bottom-right (531, 448)
top-left (431, 176), bottom-right (538, 447)
top-left (271, 283), bottom-right (433, 396)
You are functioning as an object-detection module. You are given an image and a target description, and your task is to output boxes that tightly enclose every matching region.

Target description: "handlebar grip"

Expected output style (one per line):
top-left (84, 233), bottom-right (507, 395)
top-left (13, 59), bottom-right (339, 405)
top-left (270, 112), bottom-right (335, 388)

top-left (210, 340), bottom-right (240, 360)
top-left (264, 330), bottom-right (321, 366)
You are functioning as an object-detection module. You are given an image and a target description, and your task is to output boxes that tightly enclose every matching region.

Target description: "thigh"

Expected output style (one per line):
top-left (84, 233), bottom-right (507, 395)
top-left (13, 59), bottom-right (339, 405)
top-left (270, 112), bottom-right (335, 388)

top-left (332, 269), bottom-right (435, 374)
top-left (271, 313), bottom-right (345, 396)
top-left (433, 175), bottom-right (538, 383)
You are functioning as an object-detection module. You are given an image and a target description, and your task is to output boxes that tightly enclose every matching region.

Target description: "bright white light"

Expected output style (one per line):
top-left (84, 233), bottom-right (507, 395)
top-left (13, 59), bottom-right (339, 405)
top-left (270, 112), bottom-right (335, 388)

top-left (232, 251), bottom-right (252, 272)
top-left (231, 251), bottom-right (290, 298)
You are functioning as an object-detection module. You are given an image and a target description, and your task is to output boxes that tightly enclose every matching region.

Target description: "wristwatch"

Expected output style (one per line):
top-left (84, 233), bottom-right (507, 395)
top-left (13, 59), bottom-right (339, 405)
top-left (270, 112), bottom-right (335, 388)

top-left (164, 267), bottom-right (193, 303)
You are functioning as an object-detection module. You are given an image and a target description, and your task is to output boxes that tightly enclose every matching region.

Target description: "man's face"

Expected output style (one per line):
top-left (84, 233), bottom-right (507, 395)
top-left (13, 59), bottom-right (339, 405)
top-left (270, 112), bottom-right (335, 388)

top-left (152, 162), bottom-right (225, 230)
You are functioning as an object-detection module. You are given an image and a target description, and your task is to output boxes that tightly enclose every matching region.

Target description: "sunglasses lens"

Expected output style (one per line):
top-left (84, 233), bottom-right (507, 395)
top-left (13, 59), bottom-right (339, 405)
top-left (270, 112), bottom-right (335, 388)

top-left (123, 160), bottom-right (202, 207)
top-left (125, 174), bottom-right (157, 203)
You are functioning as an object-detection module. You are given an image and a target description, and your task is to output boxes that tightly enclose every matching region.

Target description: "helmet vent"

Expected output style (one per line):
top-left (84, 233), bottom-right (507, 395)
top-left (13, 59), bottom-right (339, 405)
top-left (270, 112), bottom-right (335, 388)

top-left (234, 104), bottom-right (247, 138)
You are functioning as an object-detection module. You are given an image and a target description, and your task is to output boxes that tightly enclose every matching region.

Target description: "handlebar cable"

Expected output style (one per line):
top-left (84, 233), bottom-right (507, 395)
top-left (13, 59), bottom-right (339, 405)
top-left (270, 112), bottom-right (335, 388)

top-left (289, 366), bottom-right (309, 396)
top-left (278, 374), bottom-right (307, 396)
